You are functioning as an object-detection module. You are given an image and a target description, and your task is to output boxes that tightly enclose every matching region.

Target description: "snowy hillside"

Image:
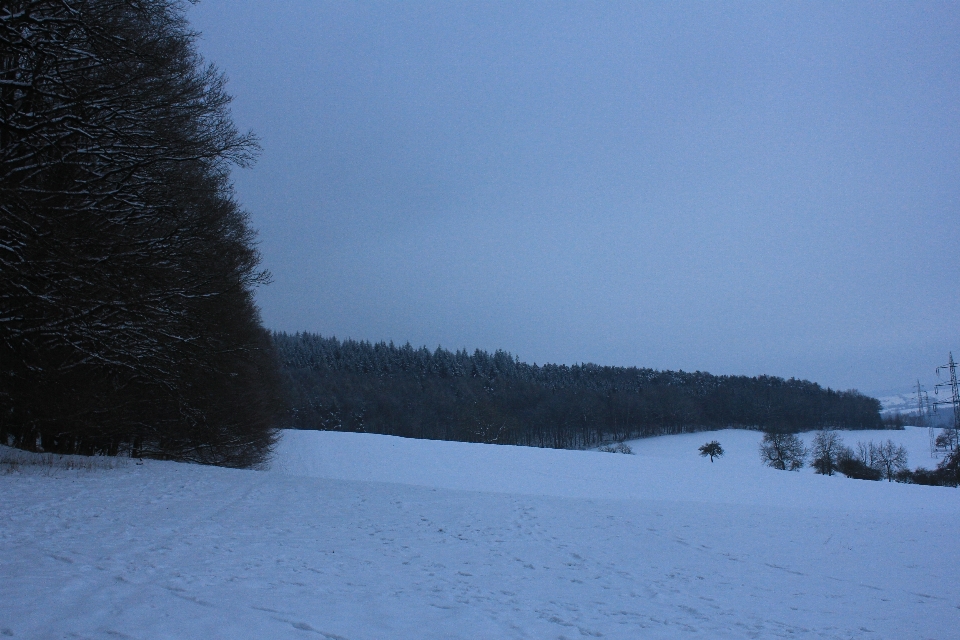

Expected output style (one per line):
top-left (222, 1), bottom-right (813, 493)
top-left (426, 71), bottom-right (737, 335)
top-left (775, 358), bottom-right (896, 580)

top-left (2, 428), bottom-right (957, 639)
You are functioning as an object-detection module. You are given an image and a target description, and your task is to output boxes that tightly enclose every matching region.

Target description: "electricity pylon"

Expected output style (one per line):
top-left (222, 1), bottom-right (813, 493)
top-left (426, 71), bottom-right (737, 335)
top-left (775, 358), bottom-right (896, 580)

top-left (933, 352), bottom-right (960, 452)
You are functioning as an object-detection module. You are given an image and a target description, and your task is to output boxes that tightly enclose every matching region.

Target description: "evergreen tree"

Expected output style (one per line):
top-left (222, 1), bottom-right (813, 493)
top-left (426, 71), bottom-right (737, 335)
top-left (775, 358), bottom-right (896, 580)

top-left (273, 332), bottom-right (885, 449)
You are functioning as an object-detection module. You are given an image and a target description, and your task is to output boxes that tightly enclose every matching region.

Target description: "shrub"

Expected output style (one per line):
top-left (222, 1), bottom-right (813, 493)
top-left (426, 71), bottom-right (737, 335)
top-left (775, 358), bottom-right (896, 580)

top-left (836, 447), bottom-right (882, 481)
top-left (598, 442), bottom-right (633, 454)
top-left (1, 445), bottom-right (128, 475)
top-left (893, 469), bottom-right (915, 484)
top-left (907, 449), bottom-right (960, 487)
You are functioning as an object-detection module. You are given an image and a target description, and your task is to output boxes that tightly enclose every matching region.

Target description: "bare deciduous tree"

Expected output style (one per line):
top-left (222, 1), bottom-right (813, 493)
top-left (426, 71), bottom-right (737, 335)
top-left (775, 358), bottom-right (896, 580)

top-left (759, 432), bottom-right (806, 471)
top-left (811, 430), bottom-right (843, 475)
top-left (874, 440), bottom-right (908, 482)
top-left (1, 0), bottom-right (280, 465)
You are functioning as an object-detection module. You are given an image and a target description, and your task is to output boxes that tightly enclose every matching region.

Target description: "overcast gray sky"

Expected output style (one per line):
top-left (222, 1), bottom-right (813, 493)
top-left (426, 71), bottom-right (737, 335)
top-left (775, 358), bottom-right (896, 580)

top-left (188, 1), bottom-right (959, 395)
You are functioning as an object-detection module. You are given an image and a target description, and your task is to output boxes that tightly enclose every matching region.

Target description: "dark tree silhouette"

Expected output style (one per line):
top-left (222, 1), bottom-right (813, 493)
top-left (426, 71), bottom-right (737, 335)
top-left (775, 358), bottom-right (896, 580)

top-left (836, 445), bottom-right (882, 481)
top-left (874, 440), bottom-right (908, 482)
top-left (699, 441), bottom-right (724, 462)
top-left (759, 432), bottom-right (806, 471)
top-left (0, 0), bottom-right (281, 465)
top-left (811, 430), bottom-right (843, 475)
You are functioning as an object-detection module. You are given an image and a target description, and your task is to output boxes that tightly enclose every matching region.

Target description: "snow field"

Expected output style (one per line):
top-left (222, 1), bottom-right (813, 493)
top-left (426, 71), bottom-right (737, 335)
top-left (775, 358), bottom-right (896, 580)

top-left (273, 427), bottom-right (957, 512)
top-left (1, 428), bottom-right (957, 639)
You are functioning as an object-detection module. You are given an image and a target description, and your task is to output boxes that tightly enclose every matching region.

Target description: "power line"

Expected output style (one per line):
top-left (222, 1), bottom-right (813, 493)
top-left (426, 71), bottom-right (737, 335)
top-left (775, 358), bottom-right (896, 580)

top-left (915, 379), bottom-right (938, 458)
top-left (932, 352), bottom-right (960, 454)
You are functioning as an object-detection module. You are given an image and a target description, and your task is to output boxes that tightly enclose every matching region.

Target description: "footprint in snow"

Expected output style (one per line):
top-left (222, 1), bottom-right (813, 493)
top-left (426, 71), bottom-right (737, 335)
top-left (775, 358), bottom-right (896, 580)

top-left (289, 621), bottom-right (349, 639)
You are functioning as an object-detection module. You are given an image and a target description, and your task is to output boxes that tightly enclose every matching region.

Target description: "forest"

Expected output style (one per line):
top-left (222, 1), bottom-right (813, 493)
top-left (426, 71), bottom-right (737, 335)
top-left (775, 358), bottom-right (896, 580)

top-left (274, 332), bottom-right (884, 449)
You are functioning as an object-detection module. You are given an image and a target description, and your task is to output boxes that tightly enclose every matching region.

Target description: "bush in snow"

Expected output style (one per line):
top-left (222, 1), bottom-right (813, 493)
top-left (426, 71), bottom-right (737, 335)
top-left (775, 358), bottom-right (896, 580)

top-left (1, 445), bottom-right (128, 475)
top-left (836, 454), bottom-right (882, 481)
top-left (901, 448), bottom-right (959, 487)
top-left (835, 444), bottom-right (881, 481)
top-left (598, 442), bottom-right (633, 454)
top-left (834, 440), bottom-right (908, 482)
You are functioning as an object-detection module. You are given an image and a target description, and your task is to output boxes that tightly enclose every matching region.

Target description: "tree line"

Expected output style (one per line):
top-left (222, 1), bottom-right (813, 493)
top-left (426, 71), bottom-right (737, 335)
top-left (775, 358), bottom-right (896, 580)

top-left (760, 430), bottom-right (959, 486)
top-left (1, 0), bottom-right (281, 466)
top-left (274, 332), bottom-right (884, 448)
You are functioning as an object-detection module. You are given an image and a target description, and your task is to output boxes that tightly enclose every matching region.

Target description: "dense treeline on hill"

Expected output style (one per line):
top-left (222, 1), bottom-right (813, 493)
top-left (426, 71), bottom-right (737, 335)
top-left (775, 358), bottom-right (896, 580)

top-left (0, 0), bottom-right (281, 466)
top-left (275, 332), bottom-right (883, 448)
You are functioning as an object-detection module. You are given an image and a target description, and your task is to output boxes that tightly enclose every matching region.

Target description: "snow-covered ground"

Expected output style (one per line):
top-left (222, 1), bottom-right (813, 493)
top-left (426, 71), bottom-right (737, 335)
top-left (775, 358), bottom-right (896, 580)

top-left (2, 428), bottom-right (957, 639)
top-left (876, 390), bottom-right (920, 415)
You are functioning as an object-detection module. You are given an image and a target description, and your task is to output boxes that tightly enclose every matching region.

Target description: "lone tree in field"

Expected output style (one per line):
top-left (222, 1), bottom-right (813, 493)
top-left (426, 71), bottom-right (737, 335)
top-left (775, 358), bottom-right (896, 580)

top-left (699, 440), bottom-right (724, 462)
top-left (0, 0), bottom-right (281, 466)
top-left (759, 432), bottom-right (806, 471)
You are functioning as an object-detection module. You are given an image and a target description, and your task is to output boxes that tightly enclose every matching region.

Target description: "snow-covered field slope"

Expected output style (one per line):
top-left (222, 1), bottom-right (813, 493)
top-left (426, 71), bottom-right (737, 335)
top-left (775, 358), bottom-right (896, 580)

top-left (2, 429), bottom-right (957, 639)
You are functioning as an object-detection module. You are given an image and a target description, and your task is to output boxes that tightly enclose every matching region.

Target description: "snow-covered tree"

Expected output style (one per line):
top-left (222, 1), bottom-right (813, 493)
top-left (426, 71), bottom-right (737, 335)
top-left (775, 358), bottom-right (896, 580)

top-left (0, 0), bottom-right (279, 465)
